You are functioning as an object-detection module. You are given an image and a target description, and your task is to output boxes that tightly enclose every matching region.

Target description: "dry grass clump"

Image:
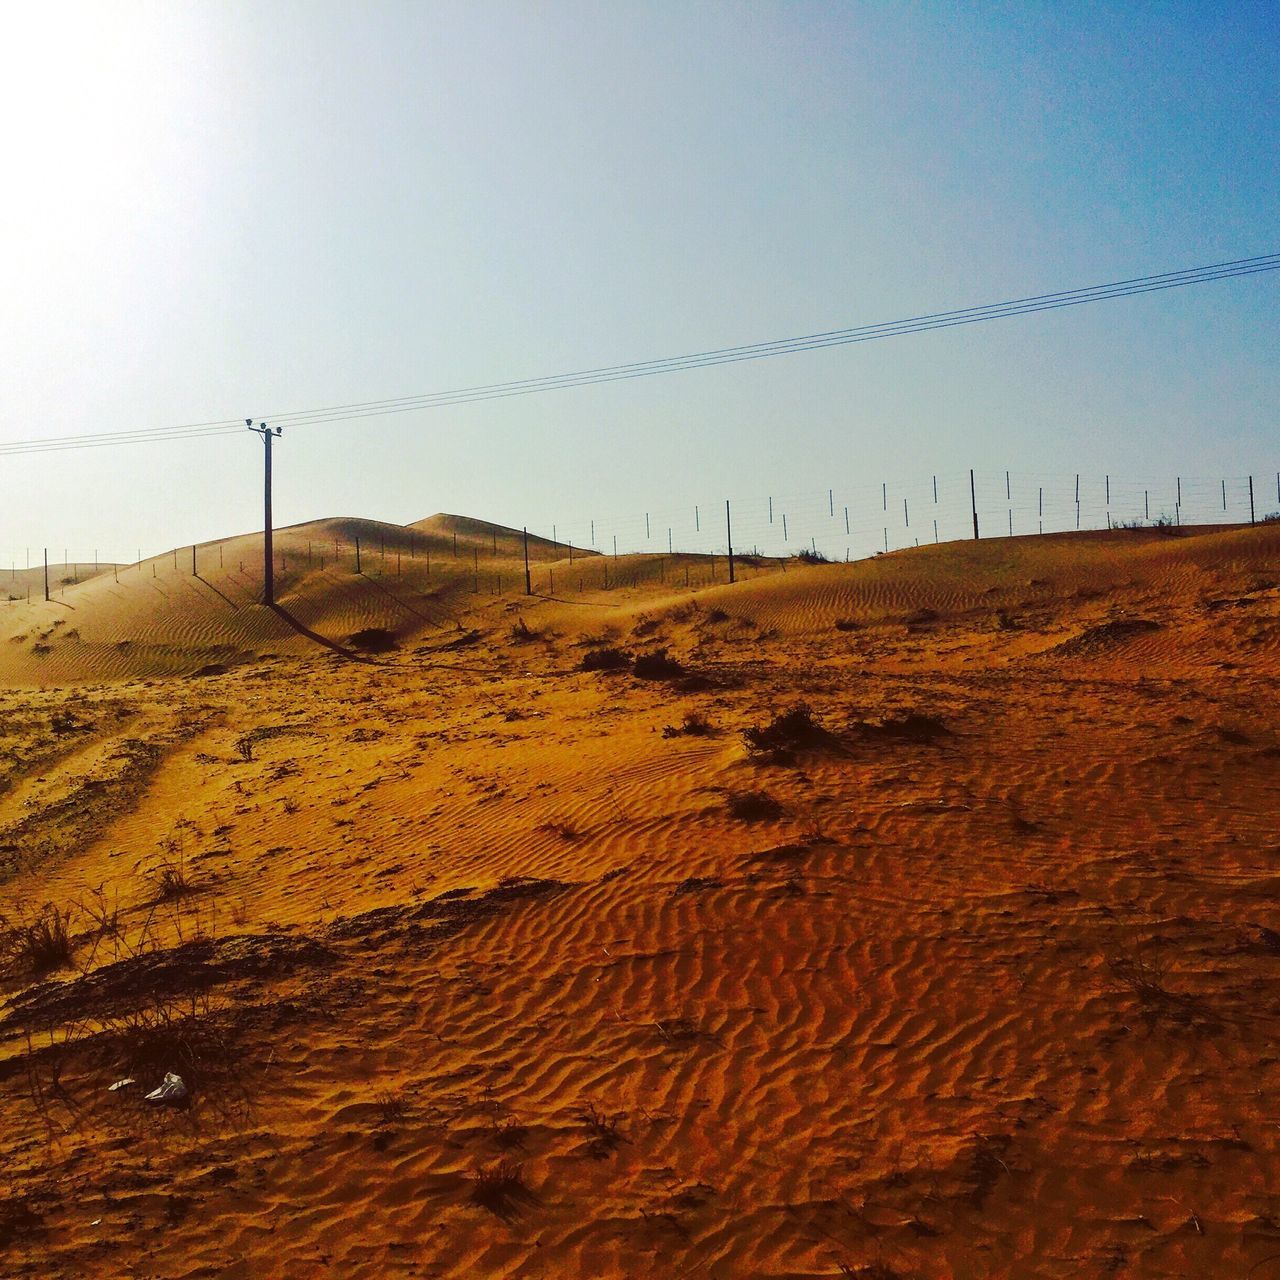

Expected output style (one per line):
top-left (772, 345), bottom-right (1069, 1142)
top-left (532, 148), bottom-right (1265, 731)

top-left (0, 903), bottom-right (75, 977)
top-left (580, 1101), bottom-right (628, 1158)
top-left (469, 1157), bottom-right (536, 1219)
top-left (663, 710), bottom-right (713, 738)
top-left (374, 1088), bottom-right (410, 1126)
top-left (152, 855), bottom-right (196, 902)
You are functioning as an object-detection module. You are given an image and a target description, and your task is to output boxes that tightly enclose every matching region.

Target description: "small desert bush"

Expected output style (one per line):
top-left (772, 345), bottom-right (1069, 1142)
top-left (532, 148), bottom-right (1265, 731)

top-left (632, 648), bottom-right (684, 680)
top-left (796, 548), bottom-right (830, 564)
top-left (349, 627), bottom-right (397, 653)
top-left (580, 646), bottom-right (630, 672)
top-left (662, 710), bottom-right (712, 738)
top-left (509, 616), bottom-right (539, 643)
top-left (833, 617), bottom-right (859, 632)
top-left (742, 704), bottom-right (822, 756)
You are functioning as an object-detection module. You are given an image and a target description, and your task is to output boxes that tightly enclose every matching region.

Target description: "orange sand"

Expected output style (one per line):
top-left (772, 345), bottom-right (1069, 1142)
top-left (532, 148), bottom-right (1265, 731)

top-left (1, 517), bottom-right (1279, 1278)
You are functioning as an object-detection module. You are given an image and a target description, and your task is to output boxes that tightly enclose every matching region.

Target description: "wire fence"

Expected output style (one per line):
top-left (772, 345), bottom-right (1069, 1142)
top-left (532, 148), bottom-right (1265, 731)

top-left (533, 467), bottom-right (1280, 565)
top-left (4, 467), bottom-right (1279, 605)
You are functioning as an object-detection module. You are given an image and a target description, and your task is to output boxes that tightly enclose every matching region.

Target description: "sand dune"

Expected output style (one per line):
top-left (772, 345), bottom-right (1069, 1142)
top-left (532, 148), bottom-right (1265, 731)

top-left (2, 518), bottom-right (1279, 1277)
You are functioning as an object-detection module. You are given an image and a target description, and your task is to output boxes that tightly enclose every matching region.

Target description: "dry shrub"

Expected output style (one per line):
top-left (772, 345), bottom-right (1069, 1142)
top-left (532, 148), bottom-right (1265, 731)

top-left (509, 617), bottom-right (540, 643)
top-left (469, 1158), bottom-right (536, 1219)
top-left (662, 710), bottom-right (712, 738)
top-left (349, 627), bottom-right (397, 653)
top-left (580, 646), bottom-right (630, 672)
top-left (0, 903), bottom-right (75, 977)
top-left (633, 649), bottom-right (684, 680)
top-left (743, 704), bottom-right (823, 756)
top-left (374, 1088), bottom-right (410, 1126)
top-left (580, 1101), bottom-right (628, 1158)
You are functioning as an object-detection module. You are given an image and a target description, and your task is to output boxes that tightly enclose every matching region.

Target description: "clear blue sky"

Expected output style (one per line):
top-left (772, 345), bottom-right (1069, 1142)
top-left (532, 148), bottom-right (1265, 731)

top-left (1, 1), bottom-right (1276, 561)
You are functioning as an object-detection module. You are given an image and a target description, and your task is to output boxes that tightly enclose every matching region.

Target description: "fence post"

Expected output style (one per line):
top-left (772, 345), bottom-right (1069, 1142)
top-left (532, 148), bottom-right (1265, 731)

top-left (1249, 475), bottom-right (1256, 525)
top-left (970, 469), bottom-right (979, 540)
top-left (726, 500), bottom-right (735, 584)
top-left (523, 527), bottom-right (532, 595)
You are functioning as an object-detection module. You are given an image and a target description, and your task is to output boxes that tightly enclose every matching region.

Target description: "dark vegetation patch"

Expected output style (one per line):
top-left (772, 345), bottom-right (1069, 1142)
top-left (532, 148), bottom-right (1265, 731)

top-left (470, 1158), bottom-right (537, 1220)
top-left (580, 646), bottom-right (631, 672)
top-left (851, 712), bottom-right (950, 744)
top-left (0, 903), bottom-right (75, 979)
top-left (348, 627), bottom-right (397, 653)
top-left (508, 617), bottom-right (540, 643)
top-left (833, 618), bottom-right (859, 632)
top-left (1050, 618), bottom-right (1162, 658)
top-left (0, 1197), bottom-right (44, 1250)
top-left (673, 876), bottom-right (722, 895)
top-left (904, 607), bottom-right (939, 627)
top-left (662, 710), bottom-right (712, 738)
top-left (2, 930), bottom-right (334, 1031)
top-left (633, 649), bottom-right (684, 680)
top-left (742, 704), bottom-right (827, 761)
top-left (440, 628), bottom-right (483, 650)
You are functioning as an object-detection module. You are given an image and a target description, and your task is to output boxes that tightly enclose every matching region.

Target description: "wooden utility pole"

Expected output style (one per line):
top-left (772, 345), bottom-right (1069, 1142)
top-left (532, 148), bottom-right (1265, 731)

top-left (726, 500), bottom-right (735, 584)
top-left (246, 420), bottom-right (282, 605)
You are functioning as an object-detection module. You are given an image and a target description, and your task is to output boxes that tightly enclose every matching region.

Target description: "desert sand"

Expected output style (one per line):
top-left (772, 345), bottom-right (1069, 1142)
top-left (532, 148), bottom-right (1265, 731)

top-left (1, 514), bottom-right (1279, 1278)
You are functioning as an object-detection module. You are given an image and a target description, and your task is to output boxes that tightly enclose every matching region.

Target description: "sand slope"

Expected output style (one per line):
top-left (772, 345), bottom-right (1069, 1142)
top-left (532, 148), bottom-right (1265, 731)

top-left (1, 520), bottom-right (1279, 1278)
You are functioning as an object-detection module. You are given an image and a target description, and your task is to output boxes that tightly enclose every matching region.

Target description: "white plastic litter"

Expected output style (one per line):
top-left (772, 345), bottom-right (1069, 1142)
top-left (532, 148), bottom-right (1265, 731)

top-left (107, 1078), bottom-right (137, 1092)
top-left (144, 1072), bottom-right (188, 1105)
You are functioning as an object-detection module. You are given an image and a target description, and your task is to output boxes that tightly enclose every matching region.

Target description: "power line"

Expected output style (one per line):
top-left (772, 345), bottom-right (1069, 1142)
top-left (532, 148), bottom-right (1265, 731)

top-left (1, 252), bottom-right (1275, 458)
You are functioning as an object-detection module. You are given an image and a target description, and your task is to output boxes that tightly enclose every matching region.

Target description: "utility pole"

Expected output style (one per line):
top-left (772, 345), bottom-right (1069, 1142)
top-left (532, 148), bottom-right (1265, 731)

top-left (246, 420), bottom-right (282, 605)
top-left (523, 527), bottom-right (532, 595)
top-left (43, 548), bottom-right (49, 601)
top-left (726, 500), bottom-right (735, 584)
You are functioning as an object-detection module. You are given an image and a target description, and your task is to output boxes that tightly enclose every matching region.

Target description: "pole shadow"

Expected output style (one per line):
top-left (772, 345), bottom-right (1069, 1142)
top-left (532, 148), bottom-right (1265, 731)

top-left (266, 603), bottom-right (378, 664)
top-left (192, 575), bottom-right (240, 610)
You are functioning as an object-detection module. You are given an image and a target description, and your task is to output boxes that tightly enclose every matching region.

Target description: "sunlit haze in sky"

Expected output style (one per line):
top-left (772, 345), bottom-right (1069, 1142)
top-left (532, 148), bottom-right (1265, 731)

top-left (2, 2), bottom-right (1277, 562)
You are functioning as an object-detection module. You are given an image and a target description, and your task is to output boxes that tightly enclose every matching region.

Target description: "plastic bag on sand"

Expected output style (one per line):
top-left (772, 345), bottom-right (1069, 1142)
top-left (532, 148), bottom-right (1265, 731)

top-left (144, 1073), bottom-right (189, 1105)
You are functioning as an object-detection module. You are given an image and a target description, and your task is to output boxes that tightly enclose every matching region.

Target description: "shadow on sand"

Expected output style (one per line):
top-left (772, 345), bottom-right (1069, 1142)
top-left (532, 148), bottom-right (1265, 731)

top-left (267, 603), bottom-right (379, 664)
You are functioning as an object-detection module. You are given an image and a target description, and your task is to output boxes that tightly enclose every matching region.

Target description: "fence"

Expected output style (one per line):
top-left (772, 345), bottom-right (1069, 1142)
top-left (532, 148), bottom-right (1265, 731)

top-left (528, 467), bottom-right (1280, 566)
top-left (4, 468), bottom-right (1278, 605)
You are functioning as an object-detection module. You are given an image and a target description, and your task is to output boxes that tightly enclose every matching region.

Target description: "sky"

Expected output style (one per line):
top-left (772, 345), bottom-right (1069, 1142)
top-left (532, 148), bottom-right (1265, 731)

top-left (1, 1), bottom-right (1277, 562)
